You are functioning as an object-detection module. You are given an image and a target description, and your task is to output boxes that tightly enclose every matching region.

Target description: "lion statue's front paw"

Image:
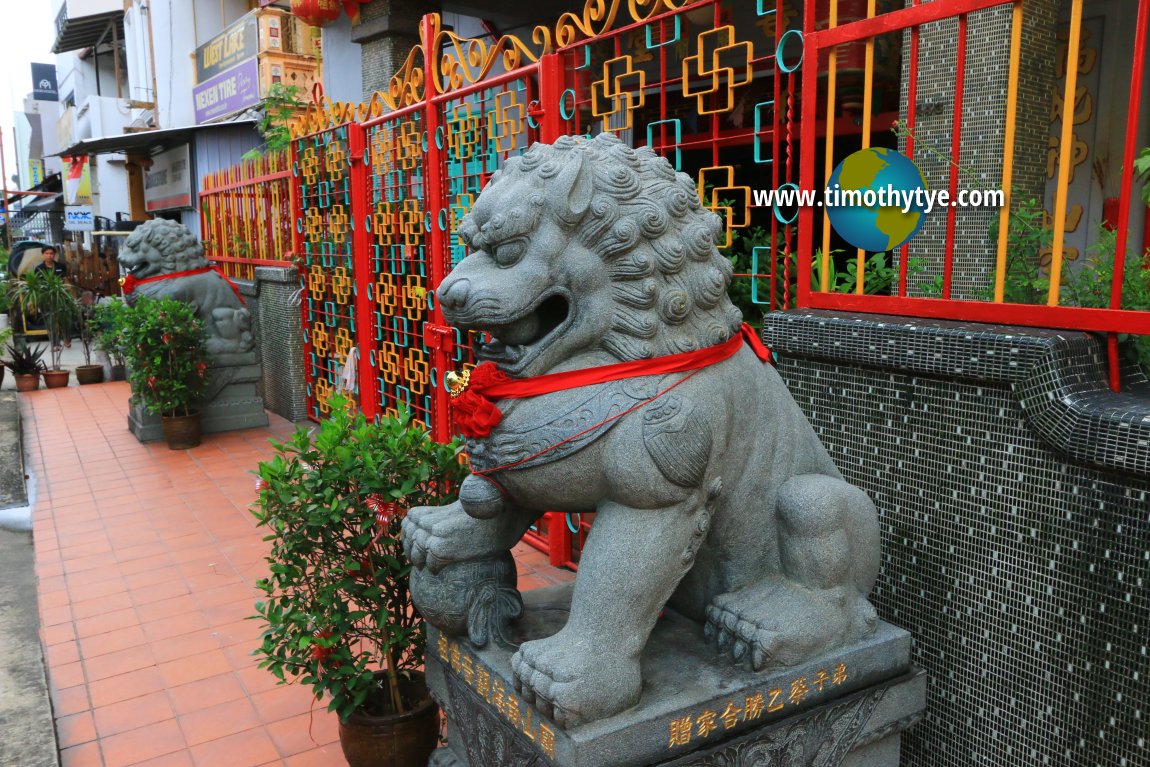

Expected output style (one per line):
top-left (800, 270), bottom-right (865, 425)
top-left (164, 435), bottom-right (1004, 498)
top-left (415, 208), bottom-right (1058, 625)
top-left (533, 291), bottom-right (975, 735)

top-left (402, 499), bottom-right (524, 574)
top-left (511, 631), bottom-right (641, 729)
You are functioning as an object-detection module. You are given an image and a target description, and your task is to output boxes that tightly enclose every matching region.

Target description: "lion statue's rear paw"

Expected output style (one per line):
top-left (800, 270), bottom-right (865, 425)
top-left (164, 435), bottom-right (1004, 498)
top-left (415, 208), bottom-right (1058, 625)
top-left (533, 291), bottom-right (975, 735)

top-left (511, 631), bottom-right (641, 729)
top-left (704, 580), bottom-right (873, 671)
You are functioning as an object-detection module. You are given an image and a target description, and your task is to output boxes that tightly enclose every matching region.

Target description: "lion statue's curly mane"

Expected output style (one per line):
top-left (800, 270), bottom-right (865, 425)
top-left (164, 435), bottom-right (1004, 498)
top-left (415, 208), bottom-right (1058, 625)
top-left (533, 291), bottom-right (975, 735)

top-left (459, 134), bottom-right (743, 363)
top-left (122, 219), bottom-right (209, 274)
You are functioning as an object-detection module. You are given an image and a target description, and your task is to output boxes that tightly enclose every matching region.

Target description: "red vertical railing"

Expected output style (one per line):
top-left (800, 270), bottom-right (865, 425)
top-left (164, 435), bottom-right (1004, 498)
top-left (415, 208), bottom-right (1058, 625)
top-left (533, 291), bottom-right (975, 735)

top-left (200, 151), bottom-right (295, 280)
top-left (797, 0), bottom-right (1150, 383)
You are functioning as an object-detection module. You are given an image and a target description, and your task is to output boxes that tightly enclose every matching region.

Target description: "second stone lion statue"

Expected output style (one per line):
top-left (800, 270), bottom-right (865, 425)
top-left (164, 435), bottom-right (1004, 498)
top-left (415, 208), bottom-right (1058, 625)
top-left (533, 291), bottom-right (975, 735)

top-left (404, 133), bottom-right (880, 730)
top-left (119, 219), bottom-right (254, 357)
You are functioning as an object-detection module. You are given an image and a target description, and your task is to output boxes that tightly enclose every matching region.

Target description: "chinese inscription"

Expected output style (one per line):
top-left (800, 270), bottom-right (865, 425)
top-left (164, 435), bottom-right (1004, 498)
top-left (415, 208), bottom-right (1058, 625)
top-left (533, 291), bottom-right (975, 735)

top-left (436, 634), bottom-right (557, 761)
top-left (666, 663), bottom-right (850, 750)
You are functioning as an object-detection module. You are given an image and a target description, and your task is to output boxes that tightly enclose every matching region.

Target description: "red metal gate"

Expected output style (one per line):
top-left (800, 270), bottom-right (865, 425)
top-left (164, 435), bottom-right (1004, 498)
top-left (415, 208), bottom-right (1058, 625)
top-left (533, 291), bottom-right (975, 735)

top-left (287, 0), bottom-right (1148, 565)
top-left (290, 2), bottom-right (794, 566)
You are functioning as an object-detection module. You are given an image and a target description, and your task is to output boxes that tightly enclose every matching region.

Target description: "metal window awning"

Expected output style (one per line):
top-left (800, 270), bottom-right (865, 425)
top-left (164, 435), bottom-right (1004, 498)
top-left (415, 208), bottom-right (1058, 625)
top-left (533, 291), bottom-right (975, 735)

top-left (54, 120), bottom-right (258, 158)
top-left (53, 10), bottom-right (125, 54)
top-left (3, 174), bottom-right (63, 208)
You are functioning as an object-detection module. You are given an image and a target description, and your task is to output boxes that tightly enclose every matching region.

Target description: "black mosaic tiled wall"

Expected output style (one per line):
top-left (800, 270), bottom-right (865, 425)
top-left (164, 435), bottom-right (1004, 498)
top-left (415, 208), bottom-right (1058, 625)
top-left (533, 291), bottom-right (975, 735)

top-left (763, 310), bottom-right (1150, 767)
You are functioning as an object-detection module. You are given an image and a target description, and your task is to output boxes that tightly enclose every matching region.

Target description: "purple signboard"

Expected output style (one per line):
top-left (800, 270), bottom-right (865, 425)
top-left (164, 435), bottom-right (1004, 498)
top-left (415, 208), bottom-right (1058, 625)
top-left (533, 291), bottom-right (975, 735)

top-left (193, 57), bottom-right (260, 124)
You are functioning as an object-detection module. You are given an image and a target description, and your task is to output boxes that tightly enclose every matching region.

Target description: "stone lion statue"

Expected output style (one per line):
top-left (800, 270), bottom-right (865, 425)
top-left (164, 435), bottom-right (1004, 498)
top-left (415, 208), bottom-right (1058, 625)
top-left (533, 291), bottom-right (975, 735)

top-left (404, 133), bottom-right (880, 729)
top-left (119, 219), bottom-right (253, 356)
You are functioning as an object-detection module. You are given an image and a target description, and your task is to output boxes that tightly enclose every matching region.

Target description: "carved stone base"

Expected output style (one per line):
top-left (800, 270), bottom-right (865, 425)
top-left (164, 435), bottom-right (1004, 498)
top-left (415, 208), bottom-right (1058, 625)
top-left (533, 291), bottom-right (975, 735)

top-left (427, 585), bottom-right (924, 767)
top-left (128, 376), bottom-right (269, 443)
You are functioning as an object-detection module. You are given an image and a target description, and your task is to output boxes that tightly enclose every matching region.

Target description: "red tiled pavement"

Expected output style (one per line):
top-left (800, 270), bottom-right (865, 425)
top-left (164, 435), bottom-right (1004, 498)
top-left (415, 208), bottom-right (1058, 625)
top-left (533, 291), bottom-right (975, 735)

top-left (25, 382), bottom-right (575, 766)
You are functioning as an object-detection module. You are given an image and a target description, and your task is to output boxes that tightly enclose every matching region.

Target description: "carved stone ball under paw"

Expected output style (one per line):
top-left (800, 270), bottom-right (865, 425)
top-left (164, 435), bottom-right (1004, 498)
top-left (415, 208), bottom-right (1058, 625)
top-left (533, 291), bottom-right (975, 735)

top-left (458, 474), bottom-right (506, 519)
top-left (409, 552), bottom-right (523, 648)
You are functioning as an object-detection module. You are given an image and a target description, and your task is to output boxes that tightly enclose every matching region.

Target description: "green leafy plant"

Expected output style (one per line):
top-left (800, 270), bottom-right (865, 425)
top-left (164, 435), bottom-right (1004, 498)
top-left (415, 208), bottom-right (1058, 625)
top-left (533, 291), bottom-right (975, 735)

top-left (252, 399), bottom-right (468, 722)
top-left (243, 83), bottom-right (304, 160)
top-left (1060, 226), bottom-right (1150, 374)
top-left (988, 201), bottom-right (1149, 376)
top-left (814, 250), bottom-right (928, 296)
top-left (120, 298), bottom-right (209, 416)
top-left (983, 197), bottom-right (1053, 304)
top-left (92, 298), bottom-right (130, 370)
top-left (7, 271), bottom-right (80, 370)
top-left (3, 343), bottom-right (46, 376)
top-left (724, 222), bottom-right (929, 315)
top-left (1134, 147), bottom-right (1150, 207)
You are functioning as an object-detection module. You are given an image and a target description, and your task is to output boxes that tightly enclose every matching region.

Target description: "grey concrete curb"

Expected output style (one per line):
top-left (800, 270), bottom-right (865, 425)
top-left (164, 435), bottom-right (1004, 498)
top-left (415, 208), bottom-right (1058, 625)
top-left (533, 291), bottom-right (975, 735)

top-left (0, 391), bottom-right (59, 765)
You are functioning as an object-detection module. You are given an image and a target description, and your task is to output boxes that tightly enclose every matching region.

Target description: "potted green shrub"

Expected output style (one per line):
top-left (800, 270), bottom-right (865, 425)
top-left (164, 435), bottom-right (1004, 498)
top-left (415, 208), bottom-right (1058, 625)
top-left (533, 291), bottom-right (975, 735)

top-left (252, 398), bottom-right (467, 767)
top-left (7, 271), bottom-right (79, 388)
top-left (2, 343), bottom-right (47, 392)
top-left (92, 298), bottom-right (129, 381)
top-left (74, 290), bottom-right (105, 385)
top-left (120, 297), bottom-right (209, 449)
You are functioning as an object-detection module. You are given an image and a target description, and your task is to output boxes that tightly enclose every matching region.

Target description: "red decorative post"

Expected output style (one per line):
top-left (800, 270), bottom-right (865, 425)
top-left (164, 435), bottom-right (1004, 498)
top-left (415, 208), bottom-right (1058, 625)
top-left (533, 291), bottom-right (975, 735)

top-left (348, 121), bottom-right (379, 419)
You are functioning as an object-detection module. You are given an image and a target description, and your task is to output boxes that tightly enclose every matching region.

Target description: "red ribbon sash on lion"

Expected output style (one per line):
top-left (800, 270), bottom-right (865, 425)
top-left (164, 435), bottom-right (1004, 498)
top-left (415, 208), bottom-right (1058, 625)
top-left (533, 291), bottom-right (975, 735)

top-left (120, 266), bottom-right (247, 306)
top-left (452, 323), bottom-right (772, 439)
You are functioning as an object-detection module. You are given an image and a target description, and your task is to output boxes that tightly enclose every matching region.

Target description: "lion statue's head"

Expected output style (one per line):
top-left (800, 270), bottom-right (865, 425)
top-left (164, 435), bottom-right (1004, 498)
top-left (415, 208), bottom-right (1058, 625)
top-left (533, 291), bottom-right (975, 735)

top-left (119, 219), bottom-right (209, 281)
top-left (438, 132), bottom-right (742, 378)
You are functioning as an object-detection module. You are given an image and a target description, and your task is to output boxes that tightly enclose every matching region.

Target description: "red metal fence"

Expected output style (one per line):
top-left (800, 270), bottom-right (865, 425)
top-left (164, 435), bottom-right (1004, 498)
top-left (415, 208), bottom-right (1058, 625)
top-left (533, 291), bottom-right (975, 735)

top-left (796, 0), bottom-right (1150, 389)
top-left (268, 0), bottom-right (1150, 566)
top-left (200, 150), bottom-right (295, 280)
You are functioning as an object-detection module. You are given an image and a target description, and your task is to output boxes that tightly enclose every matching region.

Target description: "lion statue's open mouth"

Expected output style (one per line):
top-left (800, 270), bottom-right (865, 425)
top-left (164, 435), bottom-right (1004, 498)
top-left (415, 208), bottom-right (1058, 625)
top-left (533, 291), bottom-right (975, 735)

top-left (466, 291), bottom-right (571, 373)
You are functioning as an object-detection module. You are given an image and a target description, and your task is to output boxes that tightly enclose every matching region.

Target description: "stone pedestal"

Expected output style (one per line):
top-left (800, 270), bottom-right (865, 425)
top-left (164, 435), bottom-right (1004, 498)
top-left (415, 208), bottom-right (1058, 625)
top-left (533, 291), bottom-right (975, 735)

top-left (128, 353), bottom-right (269, 442)
top-left (427, 585), bottom-right (925, 767)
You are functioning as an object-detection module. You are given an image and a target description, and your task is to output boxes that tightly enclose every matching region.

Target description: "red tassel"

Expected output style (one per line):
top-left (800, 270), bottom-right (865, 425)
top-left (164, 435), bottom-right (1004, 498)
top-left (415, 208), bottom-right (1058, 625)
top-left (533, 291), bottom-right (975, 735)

top-left (119, 273), bottom-right (139, 295)
top-left (451, 362), bottom-right (512, 438)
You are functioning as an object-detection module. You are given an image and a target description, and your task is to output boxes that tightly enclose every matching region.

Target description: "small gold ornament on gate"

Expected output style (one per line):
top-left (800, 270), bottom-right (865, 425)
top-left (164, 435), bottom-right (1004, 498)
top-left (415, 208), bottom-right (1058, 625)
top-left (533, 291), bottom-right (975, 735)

top-left (445, 368), bottom-right (471, 398)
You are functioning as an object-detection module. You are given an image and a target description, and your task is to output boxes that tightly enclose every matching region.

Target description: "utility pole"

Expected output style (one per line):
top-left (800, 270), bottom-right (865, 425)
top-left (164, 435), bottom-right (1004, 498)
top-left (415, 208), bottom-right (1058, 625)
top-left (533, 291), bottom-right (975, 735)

top-left (0, 125), bottom-right (11, 249)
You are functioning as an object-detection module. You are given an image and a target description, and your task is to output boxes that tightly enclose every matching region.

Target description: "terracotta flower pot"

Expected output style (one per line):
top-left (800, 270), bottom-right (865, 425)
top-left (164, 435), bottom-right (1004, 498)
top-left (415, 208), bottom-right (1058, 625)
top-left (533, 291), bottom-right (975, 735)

top-left (75, 364), bottom-right (105, 385)
top-left (338, 672), bottom-right (440, 767)
top-left (42, 370), bottom-right (71, 389)
top-left (161, 412), bottom-right (202, 449)
top-left (14, 373), bottom-right (40, 392)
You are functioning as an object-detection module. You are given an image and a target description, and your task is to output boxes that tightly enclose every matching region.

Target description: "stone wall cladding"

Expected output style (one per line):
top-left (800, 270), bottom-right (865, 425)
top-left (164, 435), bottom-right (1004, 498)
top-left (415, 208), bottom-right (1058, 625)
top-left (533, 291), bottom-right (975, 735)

top-left (356, 0), bottom-right (425, 101)
top-left (254, 267), bottom-right (308, 422)
top-left (898, 1), bottom-right (1058, 300)
top-left (762, 310), bottom-right (1150, 767)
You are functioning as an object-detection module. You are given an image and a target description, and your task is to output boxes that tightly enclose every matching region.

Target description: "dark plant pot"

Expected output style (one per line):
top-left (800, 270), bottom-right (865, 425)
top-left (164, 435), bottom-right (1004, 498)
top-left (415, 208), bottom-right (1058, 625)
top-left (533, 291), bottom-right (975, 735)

top-left (42, 370), bottom-right (70, 389)
top-left (161, 412), bottom-right (202, 450)
top-left (338, 672), bottom-right (440, 767)
top-left (75, 365), bottom-right (105, 385)
top-left (110, 364), bottom-right (127, 382)
top-left (0, 363), bottom-right (4, 389)
top-left (14, 373), bottom-right (40, 393)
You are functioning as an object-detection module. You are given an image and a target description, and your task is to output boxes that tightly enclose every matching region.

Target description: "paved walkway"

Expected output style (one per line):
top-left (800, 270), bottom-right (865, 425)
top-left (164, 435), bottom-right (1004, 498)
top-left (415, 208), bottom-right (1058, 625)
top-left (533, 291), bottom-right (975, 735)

top-left (23, 382), bottom-right (573, 767)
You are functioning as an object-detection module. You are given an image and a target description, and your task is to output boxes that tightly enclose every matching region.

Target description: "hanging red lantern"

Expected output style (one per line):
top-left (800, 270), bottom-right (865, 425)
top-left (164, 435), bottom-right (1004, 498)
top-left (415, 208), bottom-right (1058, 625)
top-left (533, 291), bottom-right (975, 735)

top-left (290, 0), bottom-right (341, 27)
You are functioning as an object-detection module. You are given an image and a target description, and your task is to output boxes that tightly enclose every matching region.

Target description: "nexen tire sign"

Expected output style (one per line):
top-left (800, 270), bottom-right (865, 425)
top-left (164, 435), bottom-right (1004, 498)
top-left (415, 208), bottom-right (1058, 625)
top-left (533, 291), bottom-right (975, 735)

top-left (193, 58), bottom-right (260, 124)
